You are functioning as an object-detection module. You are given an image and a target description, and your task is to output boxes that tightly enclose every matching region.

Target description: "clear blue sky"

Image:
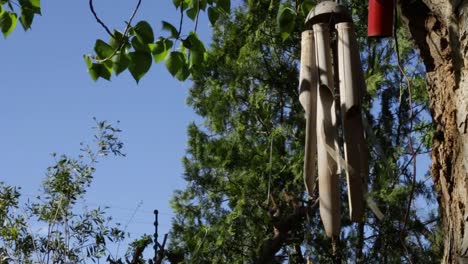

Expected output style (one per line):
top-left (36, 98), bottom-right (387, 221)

top-left (0, 0), bottom-right (211, 257)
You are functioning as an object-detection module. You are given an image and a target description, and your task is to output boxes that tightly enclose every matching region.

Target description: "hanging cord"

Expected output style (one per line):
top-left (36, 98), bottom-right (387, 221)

top-left (393, 0), bottom-right (417, 233)
top-left (392, 1), bottom-right (417, 263)
top-left (266, 135), bottom-right (274, 205)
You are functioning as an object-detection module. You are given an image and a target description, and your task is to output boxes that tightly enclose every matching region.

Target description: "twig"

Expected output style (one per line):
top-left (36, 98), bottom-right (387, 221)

top-left (124, 0), bottom-right (142, 37)
top-left (89, 0), bottom-right (115, 38)
top-left (194, 0), bottom-right (200, 33)
top-left (172, 3), bottom-right (184, 50)
top-left (93, 0), bottom-right (141, 63)
top-left (178, 4), bottom-right (184, 36)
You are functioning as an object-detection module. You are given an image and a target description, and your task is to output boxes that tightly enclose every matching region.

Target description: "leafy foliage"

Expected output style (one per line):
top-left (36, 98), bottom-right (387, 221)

top-left (82, 0), bottom-right (231, 83)
top-left (0, 120), bottom-right (155, 264)
top-left (0, 0), bottom-right (40, 37)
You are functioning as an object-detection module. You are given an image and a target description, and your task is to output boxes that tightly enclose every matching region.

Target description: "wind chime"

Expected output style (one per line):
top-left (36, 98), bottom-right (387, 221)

top-left (299, 1), bottom-right (369, 238)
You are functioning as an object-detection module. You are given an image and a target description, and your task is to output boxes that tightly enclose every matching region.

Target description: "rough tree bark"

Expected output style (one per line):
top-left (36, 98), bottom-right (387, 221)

top-left (399, 0), bottom-right (468, 262)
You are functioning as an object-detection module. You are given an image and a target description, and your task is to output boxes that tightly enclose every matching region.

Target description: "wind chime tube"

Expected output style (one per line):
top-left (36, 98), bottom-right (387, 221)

top-left (336, 22), bottom-right (369, 222)
top-left (299, 30), bottom-right (318, 197)
top-left (313, 22), bottom-right (341, 238)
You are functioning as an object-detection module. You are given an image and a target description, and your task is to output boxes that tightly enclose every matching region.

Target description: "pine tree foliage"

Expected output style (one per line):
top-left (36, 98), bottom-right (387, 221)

top-left (170, 0), bottom-right (440, 263)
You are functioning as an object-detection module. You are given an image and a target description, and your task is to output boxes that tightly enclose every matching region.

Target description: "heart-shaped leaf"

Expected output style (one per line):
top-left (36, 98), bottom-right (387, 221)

top-left (128, 51), bottom-right (152, 83)
top-left (134, 20), bottom-right (154, 44)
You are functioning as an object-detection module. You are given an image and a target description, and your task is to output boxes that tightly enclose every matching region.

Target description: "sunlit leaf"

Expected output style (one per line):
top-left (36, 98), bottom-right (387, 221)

top-left (183, 32), bottom-right (206, 66)
top-left (0, 11), bottom-right (17, 38)
top-left (165, 51), bottom-right (189, 81)
top-left (88, 63), bottom-right (112, 81)
top-left (152, 38), bottom-right (173, 63)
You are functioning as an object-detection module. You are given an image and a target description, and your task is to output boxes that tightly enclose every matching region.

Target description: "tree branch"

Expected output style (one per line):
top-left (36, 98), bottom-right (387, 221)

top-left (89, 0), bottom-right (115, 38)
top-left (256, 195), bottom-right (317, 263)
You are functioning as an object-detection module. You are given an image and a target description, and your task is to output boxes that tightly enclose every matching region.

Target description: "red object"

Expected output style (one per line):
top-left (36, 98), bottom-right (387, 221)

top-left (368, 0), bottom-right (394, 37)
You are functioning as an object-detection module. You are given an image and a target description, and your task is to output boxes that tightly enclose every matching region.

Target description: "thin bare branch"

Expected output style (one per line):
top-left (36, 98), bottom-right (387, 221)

top-left (89, 0), bottom-right (115, 38)
top-left (94, 0), bottom-right (143, 64)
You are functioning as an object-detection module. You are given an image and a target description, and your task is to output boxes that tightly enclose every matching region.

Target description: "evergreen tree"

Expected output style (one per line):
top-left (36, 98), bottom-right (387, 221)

top-left (170, 0), bottom-right (439, 263)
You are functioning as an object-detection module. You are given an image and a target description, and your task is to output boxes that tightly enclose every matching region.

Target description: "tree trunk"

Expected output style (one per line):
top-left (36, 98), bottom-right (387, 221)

top-left (399, 0), bottom-right (468, 262)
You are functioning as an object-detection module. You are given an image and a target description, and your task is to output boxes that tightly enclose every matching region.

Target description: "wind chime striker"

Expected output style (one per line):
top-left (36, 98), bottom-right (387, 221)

top-left (299, 1), bottom-right (368, 238)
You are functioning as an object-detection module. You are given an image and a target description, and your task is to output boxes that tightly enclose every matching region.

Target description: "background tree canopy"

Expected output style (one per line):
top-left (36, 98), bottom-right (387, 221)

top-left (169, 0), bottom-right (439, 263)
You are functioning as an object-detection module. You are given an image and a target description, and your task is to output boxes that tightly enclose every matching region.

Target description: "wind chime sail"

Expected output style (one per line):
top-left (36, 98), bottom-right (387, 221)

top-left (299, 1), bottom-right (368, 238)
top-left (299, 30), bottom-right (317, 197)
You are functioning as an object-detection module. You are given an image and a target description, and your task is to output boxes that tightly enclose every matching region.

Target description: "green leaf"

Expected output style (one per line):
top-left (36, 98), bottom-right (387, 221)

top-left (186, 7), bottom-right (198, 21)
top-left (162, 21), bottom-right (179, 38)
top-left (199, 0), bottom-right (207, 11)
top-left (94, 39), bottom-right (114, 59)
top-left (84, 56), bottom-right (111, 81)
top-left (17, 0), bottom-right (40, 30)
top-left (185, 32), bottom-right (205, 53)
top-left (217, 0), bottom-right (230, 14)
top-left (176, 63), bottom-right (190, 81)
top-left (207, 6), bottom-right (220, 26)
top-left (134, 20), bottom-right (154, 44)
top-left (173, 0), bottom-right (182, 8)
top-left (84, 55), bottom-right (92, 68)
top-left (128, 51), bottom-right (152, 82)
top-left (152, 38), bottom-right (173, 63)
top-left (183, 32), bottom-right (206, 66)
top-left (109, 30), bottom-right (127, 49)
top-left (93, 64), bottom-right (111, 80)
top-left (165, 51), bottom-right (184, 76)
top-left (0, 11), bottom-right (17, 38)
top-left (172, 0), bottom-right (189, 10)
top-left (301, 0), bottom-right (314, 16)
top-left (131, 36), bottom-right (151, 52)
top-left (30, 0), bottom-right (41, 14)
top-left (112, 53), bottom-right (130, 75)
top-left (165, 51), bottom-right (189, 81)
top-left (186, 0), bottom-right (200, 20)
top-left (19, 0), bottom-right (40, 14)
top-left (365, 73), bottom-right (383, 97)
top-left (189, 50), bottom-right (205, 67)
top-left (277, 4), bottom-right (296, 41)
top-left (181, 0), bottom-right (191, 10)
top-left (19, 8), bottom-right (34, 30)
